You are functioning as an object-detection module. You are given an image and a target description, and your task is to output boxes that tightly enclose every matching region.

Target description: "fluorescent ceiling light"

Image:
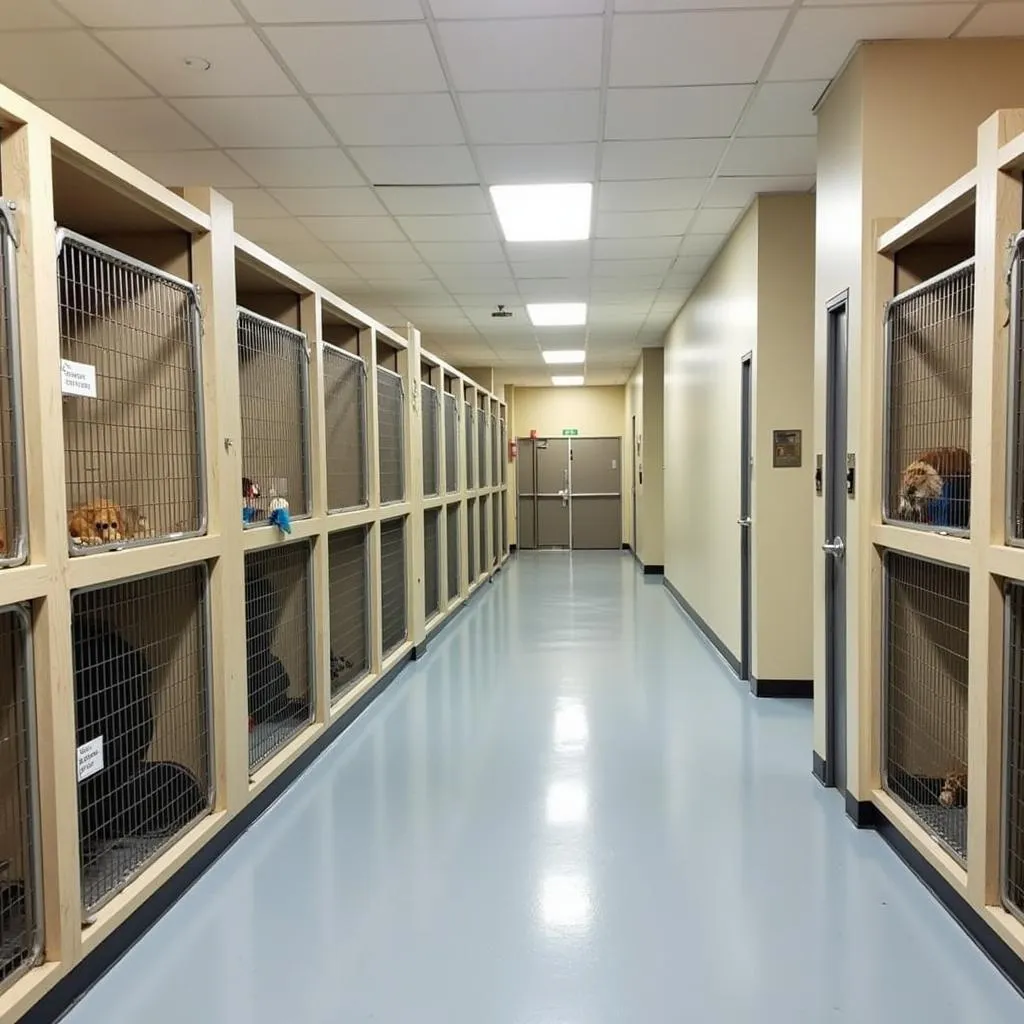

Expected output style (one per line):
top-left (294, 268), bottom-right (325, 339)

top-left (542, 349), bottom-right (585, 365)
top-left (528, 302), bottom-right (587, 327)
top-left (490, 183), bottom-right (592, 242)
top-left (552, 375), bottom-right (584, 387)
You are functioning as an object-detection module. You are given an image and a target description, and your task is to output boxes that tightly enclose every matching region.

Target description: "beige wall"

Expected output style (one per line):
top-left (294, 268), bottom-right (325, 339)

top-left (625, 349), bottom-right (664, 569)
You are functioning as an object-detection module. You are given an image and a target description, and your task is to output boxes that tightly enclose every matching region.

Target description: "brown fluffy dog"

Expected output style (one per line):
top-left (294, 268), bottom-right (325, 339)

top-left (897, 447), bottom-right (970, 521)
top-left (68, 499), bottom-right (129, 546)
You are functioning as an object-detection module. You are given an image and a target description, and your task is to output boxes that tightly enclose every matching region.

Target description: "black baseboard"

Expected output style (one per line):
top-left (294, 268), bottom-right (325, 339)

top-left (812, 750), bottom-right (828, 786)
top-left (662, 576), bottom-right (742, 677)
top-left (642, 563), bottom-right (665, 576)
top-left (510, 543), bottom-right (518, 553)
top-left (845, 791), bottom-right (878, 829)
top-left (622, 541), bottom-right (630, 550)
top-left (411, 641), bottom-right (428, 661)
top-left (750, 677), bottom-right (812, 699)
top-left (22, 650), bottom-right (416, 1024)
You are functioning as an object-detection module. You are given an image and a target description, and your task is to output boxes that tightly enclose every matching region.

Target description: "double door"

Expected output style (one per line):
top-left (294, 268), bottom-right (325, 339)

top-left (517, 436), bottom-right (621, 550)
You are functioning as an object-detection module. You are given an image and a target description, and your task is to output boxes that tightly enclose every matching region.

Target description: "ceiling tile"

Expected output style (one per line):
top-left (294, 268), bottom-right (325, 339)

top-left (720, 136), bottom-right (816, 176)
top-left (516, 279), bottom-right (590, 300)
top-left (265, 23), bottom-right (447, 93)
top-left (593, 237), bottom-right (682, 259)
top-left (61, 0), bottom-right (242, 25)
top-left (235, 217), bottom-right (317, 245)
top-left (227, 147), bottom-right (364, 187)
top-left (349, 146), bottom-right (478, 185)
top-left (512, 260), bottom-right (591, 281)
top-left (241, 0), bottom-right (424, 21)
top-left (328, 240), bottom-right (423, 262)
top-left (347, 262), bottom-right (437, 280)
top-left (614, 0), bottom-right (786, 8)
top-left (292, 261), bottom-right (361, 282)
top-left (43, 98), bottom-right (210, 151)
top-left (610, 10), bottom-right (788, 87)
top-left (416, 241), bottom-right (507, 263)
top-left (703, 174), bottom-right (814, 207)
top-left (397, 215), bottom-right (500, 242)
top-left (505, 241), bottom-right (592, 263)
top-left (672, 254), bottom-right (712, 274)
top-left (596, 210), bottom-right (693, 237)
top-left (314, 94), bottom-right (465, 146)
top-left (397, 306), bottom-right (471, 324)
top-left (477, 143), bottom-right (597, 184)
top-left (437, 276), bottom-right (515, 294)
top-left (376, 185), bottom-right (490, 215)
top-left (738, 81), bottom-right (828, 138)
top-left (98, 27), bottom-right (294, 96)
top-left (601, 139), bottom-right (726, 180)
top-left (0, 0), bottom-right (76, 27)
top-left (258, 237), bottom-right (342, 263)
top-left (122, 149), bottom-right (255, 187)
top-left (220, 188), bottom-right (290, 218)
top-left (689, 207), bottom-right (743, 234)
top-left (299, 216), bottom-right (407, 242)
top-left (437, 18), bottom-right (604, 91)
top-left (431, 0), bottom-right (604, 14)
top-left (597, 179), bottom-right (706, 212)
top-left (769, 5), bottom-right (974, 81)
top-left (591, 258), bottom-right (671, 276)
top-left (269, 187), bottom-right (386, 216)
top-left (958, 2), bottom-right (1024, 35)
top-left (605, 85), bottom-right (751, 140)
top-left (432, 262), bottom-right (515, 282)
top-left (0, 31), bottom-right (152, 99)
top-left (678, 233), bottom-right (726, 256)
top-left (171, 97), bottom-right (333, 148)
top-left (460, 91), bottom-right (601, 145)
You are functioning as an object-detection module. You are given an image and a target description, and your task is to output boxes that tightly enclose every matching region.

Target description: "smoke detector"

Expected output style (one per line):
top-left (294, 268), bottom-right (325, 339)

top-left (491, 304), bottom-right (513, 319)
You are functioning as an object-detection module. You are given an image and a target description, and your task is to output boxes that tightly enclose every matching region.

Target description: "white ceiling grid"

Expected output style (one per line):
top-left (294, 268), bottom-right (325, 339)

top-left (0, 0), bottom-right (1015, 384)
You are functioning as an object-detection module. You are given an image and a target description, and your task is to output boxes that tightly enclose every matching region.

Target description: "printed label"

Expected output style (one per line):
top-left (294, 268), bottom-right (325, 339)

top-left (61, 359), bottom-right (97, 398)
top-left (77, 736), bottom-right (104, 782)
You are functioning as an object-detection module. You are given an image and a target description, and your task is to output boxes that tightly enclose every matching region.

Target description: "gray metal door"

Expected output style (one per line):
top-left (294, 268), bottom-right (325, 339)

top-left (824, 295), bottom-right (849, 793)
top-left (536, 438), bottom-right (570, 548)
top-left (631, 415), bottom-right (638, 553)
top-left (516, 437), bottom-right (537, 550)
top-left (739, 354), bottom-right (753, 682)
top-left (570, 437), bottom-right (622, 550)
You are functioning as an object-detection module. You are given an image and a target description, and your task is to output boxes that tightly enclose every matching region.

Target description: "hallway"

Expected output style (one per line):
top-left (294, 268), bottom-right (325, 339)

top-left (63, 553), bottom-right (1022, 1023)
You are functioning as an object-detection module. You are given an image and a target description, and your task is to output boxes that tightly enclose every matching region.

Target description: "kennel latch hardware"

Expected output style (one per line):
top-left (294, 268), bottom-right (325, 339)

top-left (815, 453), bottom-right (823, 496)
top-left (822, 536), bottom-right (845, 560)
top-left (736, 517), bottom-right (751, 527)
top-left (846, 453), bottom-right (856, 497)
top-left (0, 199), bottom-right (19, 248)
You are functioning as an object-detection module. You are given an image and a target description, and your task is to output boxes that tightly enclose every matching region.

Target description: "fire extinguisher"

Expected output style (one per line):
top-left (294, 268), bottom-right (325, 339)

top-left (509, 440), bottom-right (518, 460)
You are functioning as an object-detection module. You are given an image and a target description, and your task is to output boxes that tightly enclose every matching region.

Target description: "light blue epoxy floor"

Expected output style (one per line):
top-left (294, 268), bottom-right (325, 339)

top-left (62, 552), bottom-right (1024, 1023)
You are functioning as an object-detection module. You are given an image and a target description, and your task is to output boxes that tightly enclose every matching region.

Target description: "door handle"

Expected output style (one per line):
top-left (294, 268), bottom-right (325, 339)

top-left (736, 517), bottom-right (751, 527)
top-left (822, 536), bottom-right (845, 560)
top-left (558, 489), bottom-right (568, 508)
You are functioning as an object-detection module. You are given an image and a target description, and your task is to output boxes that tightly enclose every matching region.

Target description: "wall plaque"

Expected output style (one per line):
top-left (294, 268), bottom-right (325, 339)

top-left (772, 429), bottom-right (802, 469)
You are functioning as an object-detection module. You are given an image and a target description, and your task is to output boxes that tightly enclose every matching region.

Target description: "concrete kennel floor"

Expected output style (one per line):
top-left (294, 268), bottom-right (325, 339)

top-left (62, 552), bottom-right (1023, 1023)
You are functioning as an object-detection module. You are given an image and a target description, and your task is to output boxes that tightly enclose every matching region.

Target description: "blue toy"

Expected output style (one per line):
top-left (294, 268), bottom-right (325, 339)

top-left (924, 473), bottom-right (970, 530)
top-left (268, 497), bottom-right (292, 535)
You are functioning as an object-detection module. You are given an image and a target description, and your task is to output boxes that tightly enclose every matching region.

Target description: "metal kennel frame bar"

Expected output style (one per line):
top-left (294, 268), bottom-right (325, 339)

top-left (1006, 232), bottom-right (1024, 545)
top-left (1003, 581), bottom-right (1024, 924)
top-left (327, 527), bottom-right (371, 703)
top-left (444, 392), bottom-right (459, 494)
top-left (477, 408), bottom-right (487, 489)
top-left (0, 203), bottom-right (28, 569)
top-left (0, 603), bottom-right (42, 991)
top-left (237, 307), bottom-right (312, 526)
top-left (881, 257), bottom-right (975, 536)
top-left (424, 508), bottom-right (440, 621)
top-left (323, 342), bottom-right (368, 514)
top-left (446, 504), bottom-right (459, 602)
top-left (377, 366), bottom-right (406, 506)
top-left (57, 229), bottom-right (207, 556)
top-left (421, 382), bottom-right (440, 498)
top-left (380, 517), bottom-right (407, 657)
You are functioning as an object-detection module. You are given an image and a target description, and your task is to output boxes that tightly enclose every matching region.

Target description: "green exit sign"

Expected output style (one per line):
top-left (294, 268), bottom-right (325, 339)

top-left (562, 428), bottom-right (579, 436)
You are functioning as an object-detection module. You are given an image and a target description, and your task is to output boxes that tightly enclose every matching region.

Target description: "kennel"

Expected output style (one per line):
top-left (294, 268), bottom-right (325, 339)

top-left (467, 499), bottom-right (477, 583)
top-left (501, 491), bottom-right (508, 556)
top-left (882, 551), bottom-right (970, 862)
top-left (380, 517), bottom-right (407, 657)
top-left (492, 493), bottom-right (501, 567)
top-left (237, 307), bottom-right (310, 527)
top-left (882, 259), bottom-right (974, 534)
top-left (0, 605), bottom-right (41, 989)
top-left (58, 230), bottom-right (206, 554)
top-left (327, 527), bottom-right (370, 703)
top-left (244, 542), bottom-right (314, 770)
top-left (71, 564), bottom-right (213, 915)
top-left (446, 504), bottom-right (460, 602)
top-left (422, 382), bottom-right (439, 498)
top-left (465, 400), bottom-right (475, 490)
top-left (500, 417), bottom-right (507, 487)
top-left (377, 367), bottom-right (405, 506)
top-left (1008, 234), bottom-right (1024, 543)
top-left (323, 343), bottom-right (367, 513)
top-left (0, 204), bottom-right (26, 569)
top-left (1004, 582), bottom-right (1024, 922)
top-left (444, 392), bottom-right (459, 494)
top-left (477, 407), bottom-right (487, 489)
top-left (490, 413), bottom-right (498, 488)
top-left (479, 495), bottom-right (490, 575)
top-left (424, 509), bottom-right (440, 621)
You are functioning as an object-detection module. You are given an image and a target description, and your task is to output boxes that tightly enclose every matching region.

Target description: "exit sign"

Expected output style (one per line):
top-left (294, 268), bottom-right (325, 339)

top-left (562, 428), bottom-right (579, 436)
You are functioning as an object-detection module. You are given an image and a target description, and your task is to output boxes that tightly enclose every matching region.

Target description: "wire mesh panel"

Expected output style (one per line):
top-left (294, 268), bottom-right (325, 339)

top-left (380, 517), bottom-right (407, 657)
top-left (883, 552), bottom-right (969, 862)
top-left (491, 413), bottom-right (499, 487)
top-left (883, 260), bottom-right (974, 535)
top-left (238, 308), bottom-right (310, 527)
top-left (0, 207), bottom-right (26, 569)
top-left (328, 527), bottom-right (369, 703)
top-left (492, 492), bottom-right (501, 566)
top-left (0, 605), bottom-right (40, 987)
top-left (244, 542), bottom-right (313, 769)
top-left (424, 509), bottom-right (440, 621)
top-left (444, 393), bottom-right (458, 494)
top-left (72, 564), bottom-right (212, 915)
top-left (501, 490), bottom-right (508, 555)
top-left (500, 418), bottom-right (507, 486)
top-left (1008, 235), bottom-right (1024, 542)
top-left (378, 367), bottom-right (405, 505)
top-left (477, 408), bottom-right (487, 488)
top-left (58, 231), bottom-right (206, 555)
top-left (480, 495), bottom-right (490, 573)
top-left (467, 499), bottom-right (477, 582)
top-left (422, 382), bottom-right (439, 498)
top-left (446, 504), bottom-right (459, 601)
top-left (1004, 582), bottom-right (1024, 921)
top-left (323, 343), bottom-right (367, 513)
top-left (465, 401), bottom-right (475, 490)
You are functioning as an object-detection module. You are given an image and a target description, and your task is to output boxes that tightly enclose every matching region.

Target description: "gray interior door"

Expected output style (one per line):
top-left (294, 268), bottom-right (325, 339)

top-left (570, 437), bottom-right (622, 549)
top-left (516, 437), bottom-right (537, 550)
top-left (739, 355), bottom-right (753, 682)
top-left (536, 438), bottom-right (570, 548)
top-left (825, 296), bottom-right (849, 794)
top-left (631, 416), bottom-right (638, 553)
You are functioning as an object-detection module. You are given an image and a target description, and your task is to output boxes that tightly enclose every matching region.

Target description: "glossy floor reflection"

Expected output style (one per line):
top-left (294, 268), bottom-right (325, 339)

top-left (64, 553), bottom-right (1023, 1023)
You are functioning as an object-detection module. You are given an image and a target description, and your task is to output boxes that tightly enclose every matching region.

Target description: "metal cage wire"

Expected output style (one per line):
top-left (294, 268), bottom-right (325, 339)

top-left (465, 401), bottom-right (475, 490)
top-left (377, 367), bottom-right (406, 505)
top-left (1007, 233), bottom-right (1024, 543)
top-left (444, 392), bottom-right (458, 494)
top-left (492, 492), bottom-right (500, 567)
top-left (882, 259), bottom-right (974, 535)
top-left (491, 413), bottom-right (499, 487)
top-left (72, 563), bottom-right (213, 916)
top-left (447, 504), bottom-right (460, 601)
top-left (424, 508), bottom-right (440, 621)
top-left (500, 417), bottom-right (507, 486)
top-left (244, 541), bottom-right (314, 770)
top-left (0, 203), bottom-right (27, 569)
top-left (501, 490), bottom-right (508, 555)
top-left (422, 382), bottom-right (440, 498)
top-left (237, 308), bottom-right (311, 525)
top-left (480, 495), bottom-right (489, 573)
top-left (57, 230), bottom-right (207, 556)
top-left (477, 408), bottom-right (487, 488)
top-left (380, 517), bottom-right (407, 657)
top-left (1003, 581), bottom-right (1024, 923)
top-left (0, 604), bottom-right (41, 989)
top-left (468, 499), bottom-right (477, 582)
top-left (328, 527), bottom-right (370, 703)
top-left (882, 551), bottom-right (970, 863)
top-left (323, 343), bottom-right (367, 513)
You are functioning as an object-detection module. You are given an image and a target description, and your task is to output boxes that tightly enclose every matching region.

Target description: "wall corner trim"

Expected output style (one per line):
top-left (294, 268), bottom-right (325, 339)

top-left (662, 575), bottom-right (742, 677)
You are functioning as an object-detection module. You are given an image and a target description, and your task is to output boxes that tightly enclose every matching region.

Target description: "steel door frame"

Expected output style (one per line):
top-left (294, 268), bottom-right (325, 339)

top-left (739, 353), bottom-right (753, 682)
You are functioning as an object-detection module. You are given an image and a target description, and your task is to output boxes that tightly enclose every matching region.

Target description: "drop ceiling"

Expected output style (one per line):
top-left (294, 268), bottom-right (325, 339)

top-left (0, 0), bottom-right (1016, 384)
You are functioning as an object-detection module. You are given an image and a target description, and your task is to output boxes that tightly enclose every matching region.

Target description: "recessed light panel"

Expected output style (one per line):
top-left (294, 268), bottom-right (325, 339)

top-left (542, 350), bottom-right (585, 365)
top-left (490, 183), bottom-right (592, 242)
top-left (528, 302), bottom-right (587, 326)
top-left (552, 375), bottom-right (584, 387)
